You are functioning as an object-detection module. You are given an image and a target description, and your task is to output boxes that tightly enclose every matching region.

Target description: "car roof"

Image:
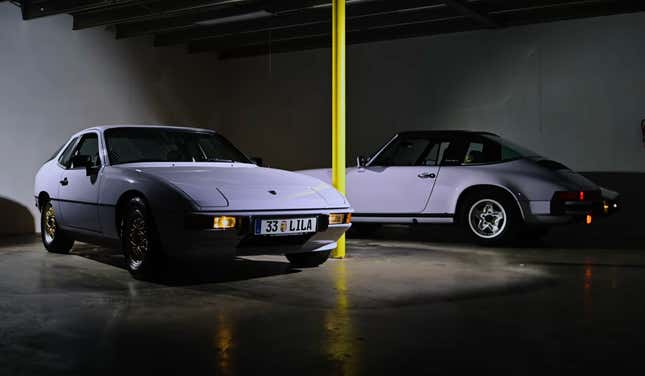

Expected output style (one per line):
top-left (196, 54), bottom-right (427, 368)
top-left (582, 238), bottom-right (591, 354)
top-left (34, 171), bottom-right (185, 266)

top-left (75, 124), bottom-right (216, 135)
top-left (397, 130), bottom-right (499, 138)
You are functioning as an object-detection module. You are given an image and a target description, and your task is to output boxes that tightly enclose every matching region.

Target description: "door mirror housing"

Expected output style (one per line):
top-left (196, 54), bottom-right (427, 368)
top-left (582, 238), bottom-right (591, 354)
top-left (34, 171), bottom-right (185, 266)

top-left (250, 157), bottom-right (264, 167)
top-left (70, 155), bottom-right (100, 175)
top-left (356, 155), bottom-right (370, 167)
top-left (85, 164), bottom-right (101, 176)
top-left (70, 154), bottom-right (90, 169)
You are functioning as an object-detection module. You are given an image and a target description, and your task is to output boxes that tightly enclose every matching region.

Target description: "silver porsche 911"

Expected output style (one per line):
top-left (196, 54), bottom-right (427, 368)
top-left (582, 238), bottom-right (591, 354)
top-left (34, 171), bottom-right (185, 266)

top-left (299, 131), bottom-right (620, 245)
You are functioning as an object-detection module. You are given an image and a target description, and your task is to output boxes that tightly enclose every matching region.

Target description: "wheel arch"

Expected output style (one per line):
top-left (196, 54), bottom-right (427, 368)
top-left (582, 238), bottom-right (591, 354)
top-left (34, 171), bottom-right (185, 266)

top-left (37, 191), bottom-right (51, 210)
top-left (454, 184), bottom-right (526, 224)
top-left (114, 190), bottom-right (149, 237)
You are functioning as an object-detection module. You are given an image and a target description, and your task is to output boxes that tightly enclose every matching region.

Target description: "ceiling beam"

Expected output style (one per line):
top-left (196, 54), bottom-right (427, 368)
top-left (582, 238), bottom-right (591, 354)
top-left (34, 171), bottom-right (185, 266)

top-left (495, 0), bottom-right (645, 27)
top-left (154, 0), bottom-right (447, 47)
top-left (72, 0), bottom-right (260, 30)
top-left (115, 0), bottom-right (330, 39)
top-left (21, 0), bottom-right (138, 20)
top-left (443, 0), bottom-right (501, 28)
top-left (215, 17), bottom-right (480, 59)
top-left (189, 8), bottom-right (467, 54)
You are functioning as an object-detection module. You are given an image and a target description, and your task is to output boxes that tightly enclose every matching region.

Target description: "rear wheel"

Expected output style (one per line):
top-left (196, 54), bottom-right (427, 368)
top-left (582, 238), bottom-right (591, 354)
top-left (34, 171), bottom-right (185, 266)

top-left (122, 197), bottom-right (163, 279)
top-left (286, 250), bottom-right (331, 268)
top-left (460, 189), bottom-right (522, 246)
top-left (41, 200), bottom-right (74, 254)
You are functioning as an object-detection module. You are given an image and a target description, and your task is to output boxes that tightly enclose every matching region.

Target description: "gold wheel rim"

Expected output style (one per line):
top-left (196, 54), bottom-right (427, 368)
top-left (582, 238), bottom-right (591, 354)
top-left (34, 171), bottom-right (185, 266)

top-left (44, 205), bottom-right (57, 243)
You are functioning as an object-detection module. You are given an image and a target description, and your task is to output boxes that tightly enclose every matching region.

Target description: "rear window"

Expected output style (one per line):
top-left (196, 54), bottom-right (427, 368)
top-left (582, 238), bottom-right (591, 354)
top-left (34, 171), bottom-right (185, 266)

top-left (462, 136), bottom-right (538, 165)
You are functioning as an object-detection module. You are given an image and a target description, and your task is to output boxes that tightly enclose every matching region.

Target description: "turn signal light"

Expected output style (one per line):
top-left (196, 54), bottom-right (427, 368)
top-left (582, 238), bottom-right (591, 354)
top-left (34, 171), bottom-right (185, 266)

top-left (586, 214), bottom-right (593, 225)
top-left (329, 213), bottom-right (352, 225)
top-left (213, 216), bottom-right (237, 230)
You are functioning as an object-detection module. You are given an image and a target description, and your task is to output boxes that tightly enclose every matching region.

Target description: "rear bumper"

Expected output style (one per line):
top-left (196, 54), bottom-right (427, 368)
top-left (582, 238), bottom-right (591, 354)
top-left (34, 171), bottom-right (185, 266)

top-left (156, 209), bottom-right (352, 257)
top-left (523, 196), bottom-right (621, 225)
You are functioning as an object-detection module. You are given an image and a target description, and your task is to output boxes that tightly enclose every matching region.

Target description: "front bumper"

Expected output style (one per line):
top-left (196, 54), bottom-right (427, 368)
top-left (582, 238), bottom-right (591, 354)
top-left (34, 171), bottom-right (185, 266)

top-left (157, 209), bottom-right (352, 257)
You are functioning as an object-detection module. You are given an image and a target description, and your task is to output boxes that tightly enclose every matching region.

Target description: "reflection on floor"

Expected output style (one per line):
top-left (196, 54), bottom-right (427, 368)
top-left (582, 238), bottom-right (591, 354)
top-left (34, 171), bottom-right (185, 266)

top-left (0, 231), bottom-right (644, 375)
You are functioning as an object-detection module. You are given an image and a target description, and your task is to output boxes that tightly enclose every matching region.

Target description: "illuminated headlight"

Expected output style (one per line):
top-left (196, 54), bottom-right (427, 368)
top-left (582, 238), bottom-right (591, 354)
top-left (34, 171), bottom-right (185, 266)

top-left (213, 216), bottom-right (237, 230)
top-left (329, 213), bottom-right (352, 225)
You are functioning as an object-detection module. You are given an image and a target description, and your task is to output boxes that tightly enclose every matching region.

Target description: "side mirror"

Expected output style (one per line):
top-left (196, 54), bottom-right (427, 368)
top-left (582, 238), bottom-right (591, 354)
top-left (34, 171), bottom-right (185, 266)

top-left (70, 155), bottom-right (100, 176)
top-left (356, 155), bottom-right (369, 167)
top-left (70, 155), bottom-right (90, 169)
top-left (86, 164), bottom-right (101, 176)
top-left (250, 157), bottom-right (264, 167)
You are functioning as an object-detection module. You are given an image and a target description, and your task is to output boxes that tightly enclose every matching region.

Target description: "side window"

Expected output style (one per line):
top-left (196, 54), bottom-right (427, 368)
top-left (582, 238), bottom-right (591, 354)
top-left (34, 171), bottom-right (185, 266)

top-left (371, 137), bottom-right (434, 166)
top-left (58, 137), bottom-right (78, 167)
top-left (462, 139), bottom-right (514, 165)
top-left (464, 142), bottom-right (486, 164)
top-left (66, 134), bottom-right (100, 169)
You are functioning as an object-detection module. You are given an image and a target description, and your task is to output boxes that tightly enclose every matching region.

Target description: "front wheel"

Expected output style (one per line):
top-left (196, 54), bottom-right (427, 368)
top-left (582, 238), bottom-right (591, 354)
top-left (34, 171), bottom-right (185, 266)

top-left (461, 190), bottom-right (521, 246)
top-left (286, 250), bottom-right (331, 268)
top-left (122, 197), bottom-right (163, 279)
top-left (41, 200), bottom-right (74, 254)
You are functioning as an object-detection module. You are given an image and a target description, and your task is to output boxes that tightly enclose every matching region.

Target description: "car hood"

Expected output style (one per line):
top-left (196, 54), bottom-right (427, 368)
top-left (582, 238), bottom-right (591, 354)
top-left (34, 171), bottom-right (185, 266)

top-left (121, 163), bottom-right (348, 211)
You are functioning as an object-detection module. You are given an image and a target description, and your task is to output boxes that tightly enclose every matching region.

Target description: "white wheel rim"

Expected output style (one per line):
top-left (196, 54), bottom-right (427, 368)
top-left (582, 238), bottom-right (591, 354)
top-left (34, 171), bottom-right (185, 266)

top-left (468, 199), bottom-right (507, 239)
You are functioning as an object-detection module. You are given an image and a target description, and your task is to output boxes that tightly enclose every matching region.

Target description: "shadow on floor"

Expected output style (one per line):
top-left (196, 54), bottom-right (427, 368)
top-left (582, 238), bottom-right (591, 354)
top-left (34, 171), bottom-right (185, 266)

top-left (0, 234), bottom-right (40, 247)
top-left (72, 244), bottom-right (299, 286)
top-left (348, 221), bottom-right (645, 251)
top-left (0, 197), bottom-right (34, 236)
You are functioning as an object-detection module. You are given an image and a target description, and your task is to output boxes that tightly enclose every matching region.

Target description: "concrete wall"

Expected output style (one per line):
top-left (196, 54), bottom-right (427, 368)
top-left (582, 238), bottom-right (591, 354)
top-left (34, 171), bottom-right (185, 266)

top-left (0, 3), bottom-right (221, 235)
top-left (216, 12), bottom-right (645, 173)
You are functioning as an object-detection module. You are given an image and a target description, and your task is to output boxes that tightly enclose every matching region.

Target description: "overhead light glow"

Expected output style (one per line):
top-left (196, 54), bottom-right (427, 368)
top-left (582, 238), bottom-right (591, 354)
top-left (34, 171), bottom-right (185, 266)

top-left (195, 10), bottom-right (272, 26)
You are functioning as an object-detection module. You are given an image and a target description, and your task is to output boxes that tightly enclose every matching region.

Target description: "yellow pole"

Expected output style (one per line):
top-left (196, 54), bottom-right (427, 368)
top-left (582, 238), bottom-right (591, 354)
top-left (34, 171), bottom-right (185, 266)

top-left (332, 0), bottom-right (346, 259)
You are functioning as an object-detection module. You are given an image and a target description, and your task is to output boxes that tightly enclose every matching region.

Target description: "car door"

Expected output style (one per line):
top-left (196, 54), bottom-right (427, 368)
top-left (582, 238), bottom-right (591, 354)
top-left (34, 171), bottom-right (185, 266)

top-left (57, 132), bottom-right (103, 232)
top-left (347, 135), bottom-right (450, 214)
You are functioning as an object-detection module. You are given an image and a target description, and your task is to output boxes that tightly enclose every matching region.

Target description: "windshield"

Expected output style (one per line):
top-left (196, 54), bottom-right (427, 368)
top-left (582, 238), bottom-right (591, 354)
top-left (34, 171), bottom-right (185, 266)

top-left (481, 135), bottom-right (542, 158)
top-left (105, 128), bottom-right (251, 165)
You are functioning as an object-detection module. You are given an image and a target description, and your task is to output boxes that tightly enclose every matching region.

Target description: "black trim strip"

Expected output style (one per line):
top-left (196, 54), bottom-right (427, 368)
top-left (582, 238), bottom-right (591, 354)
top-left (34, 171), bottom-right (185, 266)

top-left (194, 207), bottom-right (350, 213)
top-left (50, 198), bottom-right (115, 208)
top-left (353, 213), bottom-right (453, 218)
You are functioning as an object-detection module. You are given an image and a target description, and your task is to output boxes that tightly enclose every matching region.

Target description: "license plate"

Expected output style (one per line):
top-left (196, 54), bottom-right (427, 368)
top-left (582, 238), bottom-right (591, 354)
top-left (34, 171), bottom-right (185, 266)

top-left (255, 217), bottom-right (317, 235)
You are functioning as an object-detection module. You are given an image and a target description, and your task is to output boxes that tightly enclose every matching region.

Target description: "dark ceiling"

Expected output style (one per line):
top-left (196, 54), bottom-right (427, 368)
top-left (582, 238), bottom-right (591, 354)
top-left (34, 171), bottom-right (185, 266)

top-left (11, 0), bottom-right (645, 59)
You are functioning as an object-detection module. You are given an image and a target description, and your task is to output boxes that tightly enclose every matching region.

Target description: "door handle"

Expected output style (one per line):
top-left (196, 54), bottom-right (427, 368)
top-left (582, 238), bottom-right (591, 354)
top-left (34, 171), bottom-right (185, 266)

top-left (417, 172), bottom-right (436, 179)
top-left (59, 178), bottom-right (69, 186)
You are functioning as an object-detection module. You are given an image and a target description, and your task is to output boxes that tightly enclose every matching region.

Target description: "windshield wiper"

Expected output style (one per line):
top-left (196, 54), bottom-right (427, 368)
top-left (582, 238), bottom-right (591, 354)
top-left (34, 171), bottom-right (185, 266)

top-left (206, 158), bottom-right (235, 163)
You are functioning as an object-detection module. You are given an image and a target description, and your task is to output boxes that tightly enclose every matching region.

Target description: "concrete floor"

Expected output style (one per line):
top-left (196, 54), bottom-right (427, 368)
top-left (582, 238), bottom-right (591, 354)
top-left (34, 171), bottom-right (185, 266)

top-left (1, 226), bottom-right (644, 375)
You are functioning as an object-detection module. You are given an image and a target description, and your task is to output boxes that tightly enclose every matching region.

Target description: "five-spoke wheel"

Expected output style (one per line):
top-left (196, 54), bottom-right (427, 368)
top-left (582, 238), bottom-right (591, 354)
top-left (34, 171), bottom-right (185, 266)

top-left (461, 190), bottom-right (520, 245)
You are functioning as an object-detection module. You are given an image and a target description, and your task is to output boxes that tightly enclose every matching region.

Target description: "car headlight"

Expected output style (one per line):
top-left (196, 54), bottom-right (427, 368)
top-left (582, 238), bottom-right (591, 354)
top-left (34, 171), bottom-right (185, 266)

top-left (329, 213), bottom-right (352, 225)
top-left (185, 215), bottom-right (240, 230)
top-left (213, 216), bottom-right (237, 230)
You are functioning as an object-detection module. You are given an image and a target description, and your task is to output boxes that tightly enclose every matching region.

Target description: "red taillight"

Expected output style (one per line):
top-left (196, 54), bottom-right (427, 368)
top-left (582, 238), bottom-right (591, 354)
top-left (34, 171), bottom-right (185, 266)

top-left (553, 191), bottom-right (598, 202)
top-left (554, 191), bottom-right (580, 201)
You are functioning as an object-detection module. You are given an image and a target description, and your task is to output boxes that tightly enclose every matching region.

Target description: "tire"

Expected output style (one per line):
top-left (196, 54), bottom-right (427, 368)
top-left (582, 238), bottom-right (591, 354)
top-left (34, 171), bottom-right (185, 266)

top-left (286, 250), bottom-right (331, 268)
top-left (460, 189), bottom-right (522, 246)
top-left (121, 196), bottom-right (163, 279)
top-left (41, 200), bottom-right (74, 254)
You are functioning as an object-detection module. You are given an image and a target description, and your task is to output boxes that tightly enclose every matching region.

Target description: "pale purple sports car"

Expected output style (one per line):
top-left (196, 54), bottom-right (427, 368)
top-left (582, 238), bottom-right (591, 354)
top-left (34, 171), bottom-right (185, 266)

top-left (34, 126), bottom-right (352, 278)
top-left (299, 131), bottom-right (620, 245)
